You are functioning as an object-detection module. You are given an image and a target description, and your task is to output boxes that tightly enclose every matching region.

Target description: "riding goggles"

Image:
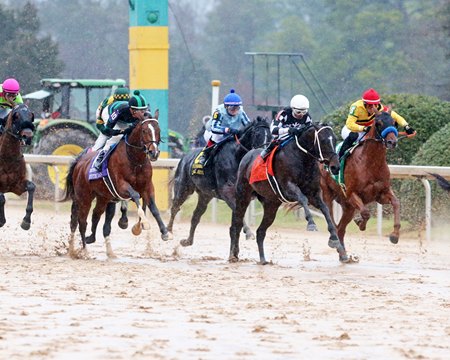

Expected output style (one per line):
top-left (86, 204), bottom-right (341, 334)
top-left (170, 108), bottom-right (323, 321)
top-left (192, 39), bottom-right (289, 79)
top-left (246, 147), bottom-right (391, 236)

top-left (4, 92), bottom-right (18, 99)
top-left (292, 108), bottom-right (308, 116)
top-left (227, 105), bottom-right (240, 111)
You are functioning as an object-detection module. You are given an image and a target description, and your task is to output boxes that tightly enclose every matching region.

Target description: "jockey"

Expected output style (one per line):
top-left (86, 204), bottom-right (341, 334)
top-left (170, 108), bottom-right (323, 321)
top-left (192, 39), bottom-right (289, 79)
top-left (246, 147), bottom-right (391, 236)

top-left (338, 88), bottom-right (415, 158)
top-left (93, 90), bottom-right (149, 171)
top-left (0, 78), bottom-right (24, 128)
top-left (260, 94), bottom-right (312, 159)
top-left (197, 89), bottom-right (250, 166)
top-left (92, 87), bottom-right (130, 152)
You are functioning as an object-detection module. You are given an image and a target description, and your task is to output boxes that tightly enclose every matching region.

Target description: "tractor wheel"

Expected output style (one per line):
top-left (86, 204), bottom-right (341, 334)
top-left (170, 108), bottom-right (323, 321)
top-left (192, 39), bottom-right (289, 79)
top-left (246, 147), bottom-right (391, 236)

top-left (32, 128), bottom-right (96, 199)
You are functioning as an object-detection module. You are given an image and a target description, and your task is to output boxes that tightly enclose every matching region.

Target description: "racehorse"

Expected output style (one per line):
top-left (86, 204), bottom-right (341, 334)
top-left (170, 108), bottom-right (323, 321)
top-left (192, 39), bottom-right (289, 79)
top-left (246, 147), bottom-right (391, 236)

top-left (320, 110), bottom-right (400, 261)
top-left (167, 116), bottom-right (271, 247)
top-left (229, 123), bottom-right (346, 264)
top-left (63, 111), bottom-right (171, 258)
top-left (0, 104), bottom-right (35, 230)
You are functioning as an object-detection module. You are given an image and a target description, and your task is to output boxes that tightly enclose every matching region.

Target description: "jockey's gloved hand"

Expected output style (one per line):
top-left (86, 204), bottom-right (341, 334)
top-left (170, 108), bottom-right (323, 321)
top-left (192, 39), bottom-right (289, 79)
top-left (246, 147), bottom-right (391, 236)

top-left (363, 126), bottom-right (371, 132)
top-left (227, 128), bottom-right (239, 135)
top-left (288, 127), bottom-right (302, 136)
top-left (405, 125), bottom-right (415, 135)
top-left (111, 129), bottom-right (122, 136)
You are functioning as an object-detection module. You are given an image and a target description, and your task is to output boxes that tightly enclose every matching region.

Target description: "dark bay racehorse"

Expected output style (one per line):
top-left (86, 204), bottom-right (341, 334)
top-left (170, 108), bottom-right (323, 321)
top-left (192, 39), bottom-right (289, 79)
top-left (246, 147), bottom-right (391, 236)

top-left (229, 123), bottom-right (346, 264)
top-left (320, 110), bottom-right (400, 261)
top-left (0, 104), bottom-right (35, 230)
top-left (63, 111), bottom-right (171, 258)
top-left (167, 117), bottom-right (271, 247)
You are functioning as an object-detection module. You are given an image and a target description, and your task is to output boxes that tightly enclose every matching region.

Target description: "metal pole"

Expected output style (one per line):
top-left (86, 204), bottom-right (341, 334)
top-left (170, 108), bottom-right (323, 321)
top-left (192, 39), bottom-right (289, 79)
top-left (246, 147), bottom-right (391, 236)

top-left (210, 80), bottom-right (221, 223)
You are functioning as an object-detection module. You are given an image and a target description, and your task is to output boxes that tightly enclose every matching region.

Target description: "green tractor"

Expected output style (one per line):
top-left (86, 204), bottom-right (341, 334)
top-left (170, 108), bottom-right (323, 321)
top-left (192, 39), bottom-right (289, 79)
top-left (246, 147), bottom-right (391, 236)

top-left (24, 78), bottom-right (187, 198)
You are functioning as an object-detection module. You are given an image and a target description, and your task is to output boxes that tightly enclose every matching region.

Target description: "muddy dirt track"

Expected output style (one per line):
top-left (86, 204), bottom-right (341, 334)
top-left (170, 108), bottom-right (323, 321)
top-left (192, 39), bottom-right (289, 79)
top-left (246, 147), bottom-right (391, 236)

top-left (1, 202), bottom-right (449, 359)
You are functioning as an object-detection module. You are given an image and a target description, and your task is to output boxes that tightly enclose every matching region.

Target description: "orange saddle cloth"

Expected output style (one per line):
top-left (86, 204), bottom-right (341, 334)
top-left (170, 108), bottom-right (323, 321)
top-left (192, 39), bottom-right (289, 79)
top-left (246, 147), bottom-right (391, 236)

top-left (249, 147), bottom-right (277, 184)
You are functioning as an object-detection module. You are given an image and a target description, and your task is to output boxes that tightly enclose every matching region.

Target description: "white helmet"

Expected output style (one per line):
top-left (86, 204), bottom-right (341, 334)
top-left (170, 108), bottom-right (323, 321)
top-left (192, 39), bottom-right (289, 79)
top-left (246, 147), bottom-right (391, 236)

top-left (290, 94), bottom-right (309, 110)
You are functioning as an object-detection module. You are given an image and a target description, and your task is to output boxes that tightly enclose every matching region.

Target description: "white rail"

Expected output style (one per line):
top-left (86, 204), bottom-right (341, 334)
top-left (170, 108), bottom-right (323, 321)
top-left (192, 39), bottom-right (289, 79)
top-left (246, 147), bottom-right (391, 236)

top-left (24, 155), bottom-right (449, 242)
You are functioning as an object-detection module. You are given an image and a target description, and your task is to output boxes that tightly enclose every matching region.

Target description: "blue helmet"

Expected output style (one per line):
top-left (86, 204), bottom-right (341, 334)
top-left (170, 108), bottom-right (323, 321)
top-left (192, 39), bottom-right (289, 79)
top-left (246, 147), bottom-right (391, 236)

top-left (223, 89), bottom-right (242, 106)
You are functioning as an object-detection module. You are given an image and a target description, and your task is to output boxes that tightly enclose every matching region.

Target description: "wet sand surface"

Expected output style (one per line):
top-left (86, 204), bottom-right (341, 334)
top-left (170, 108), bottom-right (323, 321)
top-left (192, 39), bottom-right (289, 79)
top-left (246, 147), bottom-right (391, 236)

top-left (1, 203), bottom-right (449, 359)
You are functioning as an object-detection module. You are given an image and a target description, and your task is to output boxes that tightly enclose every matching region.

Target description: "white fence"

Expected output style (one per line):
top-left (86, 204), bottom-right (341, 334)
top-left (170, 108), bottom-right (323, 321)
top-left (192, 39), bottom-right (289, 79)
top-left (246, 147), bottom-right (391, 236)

top-left (24, 154), bottom-right (450, 242)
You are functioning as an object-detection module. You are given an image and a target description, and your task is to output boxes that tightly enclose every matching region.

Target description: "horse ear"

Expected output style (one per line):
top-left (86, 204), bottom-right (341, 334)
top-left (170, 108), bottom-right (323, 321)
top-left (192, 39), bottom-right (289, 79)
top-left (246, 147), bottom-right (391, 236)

top-left (383, 104), bottom-right (392, 113)
top-left (154, 109), bottom-right (159, 119)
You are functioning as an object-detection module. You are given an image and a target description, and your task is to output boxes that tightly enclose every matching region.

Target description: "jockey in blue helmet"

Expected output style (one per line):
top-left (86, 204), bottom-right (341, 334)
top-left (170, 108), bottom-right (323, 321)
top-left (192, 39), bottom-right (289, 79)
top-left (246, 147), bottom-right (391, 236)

top-left (196, 89), bottom-right (250, 168)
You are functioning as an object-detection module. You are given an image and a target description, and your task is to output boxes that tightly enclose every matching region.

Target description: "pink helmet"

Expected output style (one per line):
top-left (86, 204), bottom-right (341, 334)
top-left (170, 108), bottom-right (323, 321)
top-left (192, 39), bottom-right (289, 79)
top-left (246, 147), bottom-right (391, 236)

top-left (2, 78), bottom-right (20, 94)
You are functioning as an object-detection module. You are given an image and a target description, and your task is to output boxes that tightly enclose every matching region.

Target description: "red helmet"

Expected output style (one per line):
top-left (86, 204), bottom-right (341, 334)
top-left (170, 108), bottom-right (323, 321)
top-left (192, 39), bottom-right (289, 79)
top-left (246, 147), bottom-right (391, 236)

top-left (362, 88), bottom-right (380, 104)
top-left (2, 78), bottom-right (20, 94)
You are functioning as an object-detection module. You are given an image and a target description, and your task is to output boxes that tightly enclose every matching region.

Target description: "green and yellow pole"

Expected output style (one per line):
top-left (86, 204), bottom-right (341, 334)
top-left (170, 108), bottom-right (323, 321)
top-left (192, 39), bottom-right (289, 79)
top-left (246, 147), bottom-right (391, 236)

top-left (129, 0), bottom-right (170, 210)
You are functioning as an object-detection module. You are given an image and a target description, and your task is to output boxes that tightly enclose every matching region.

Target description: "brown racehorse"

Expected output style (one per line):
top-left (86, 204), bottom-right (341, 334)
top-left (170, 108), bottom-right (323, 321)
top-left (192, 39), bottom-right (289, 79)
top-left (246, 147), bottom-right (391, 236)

top-left (0, 104), bottom-right (35, 230)
top-left (63, 110), bottom-right (171, 258)
top-left (320, 110), bottom-right (400, 261)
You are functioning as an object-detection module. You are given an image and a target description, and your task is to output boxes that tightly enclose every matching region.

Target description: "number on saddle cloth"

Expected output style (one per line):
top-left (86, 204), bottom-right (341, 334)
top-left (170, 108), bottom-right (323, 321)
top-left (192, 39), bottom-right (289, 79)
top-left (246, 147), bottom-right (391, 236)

top-left (88, 143), bottom-right (120, 180)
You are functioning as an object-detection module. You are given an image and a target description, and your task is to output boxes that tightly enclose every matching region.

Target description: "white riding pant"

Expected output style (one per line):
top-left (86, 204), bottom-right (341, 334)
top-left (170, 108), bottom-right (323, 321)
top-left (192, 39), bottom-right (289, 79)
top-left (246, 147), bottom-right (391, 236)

top-left (341, 126), bottom-right (364, 141)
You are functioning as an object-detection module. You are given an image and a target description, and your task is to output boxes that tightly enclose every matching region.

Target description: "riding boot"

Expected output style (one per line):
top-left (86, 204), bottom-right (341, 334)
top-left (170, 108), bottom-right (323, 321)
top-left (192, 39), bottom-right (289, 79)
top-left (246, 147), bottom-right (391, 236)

top-left (339, 132), bottom-right (359, 159)
top-left (93, 150), bottom-right (105, 171)
top-left (197, 143), bottom-right (214, 166)
top-left (260, 140), bottom-right (276, 159)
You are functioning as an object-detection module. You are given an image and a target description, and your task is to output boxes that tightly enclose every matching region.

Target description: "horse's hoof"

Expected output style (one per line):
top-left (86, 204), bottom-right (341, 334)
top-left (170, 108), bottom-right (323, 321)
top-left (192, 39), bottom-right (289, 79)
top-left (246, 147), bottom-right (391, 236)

top-left (228, 256), bottom-right (239, 263)
top-left (258, 259), bottom-right (270, 265)
top-left (245, 233), bottom-right (255, 241)
top-left (161, 232), bottom-right (173, 241)
top-left (180, 239), bottom-right (193, 247)
top-left (389, 235), bottom-right (399, 244)
top-left (328, 238), bottom-right (341, 249)
top-left (20, 221), bottom-right (31, 231)
top-left (0, 221), bottom-right (5, 228)
top-left (339, 254), bottom-right (350, 263)
top-left (341, 254), bottom-right (360, 263)
top-left (131, 223), bottom-right (142, 236)
top-left (85, 236), bottom-right (96, 244)
top-left (118, 219), bottom-right (128, 230)
top-left (307, 223), bottom-right (318, 232)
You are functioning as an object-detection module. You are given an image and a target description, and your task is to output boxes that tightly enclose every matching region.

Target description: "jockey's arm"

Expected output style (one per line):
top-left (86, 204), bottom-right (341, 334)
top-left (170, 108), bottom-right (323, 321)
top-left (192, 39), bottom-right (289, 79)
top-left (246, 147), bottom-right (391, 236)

top-left (345, 113), bottom-right (365, 132)
top-left (391, 110), bottom-right (408, 127)
top-left (211, 111), bottom-right (228, 134)
top-left (271, 112), bottom-right (289, 139)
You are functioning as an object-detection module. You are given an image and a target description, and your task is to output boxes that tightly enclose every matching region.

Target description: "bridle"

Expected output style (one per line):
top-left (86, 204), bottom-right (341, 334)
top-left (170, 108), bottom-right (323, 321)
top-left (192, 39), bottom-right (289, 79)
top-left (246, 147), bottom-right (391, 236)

top-left (2, 105), bottom-right (34, 146)
top-left (234, 121), bottom-right (271, 152)
top-left (124, 118), bottom-right (160, 164)
top-left (293, 124), bottom-right (337, 164)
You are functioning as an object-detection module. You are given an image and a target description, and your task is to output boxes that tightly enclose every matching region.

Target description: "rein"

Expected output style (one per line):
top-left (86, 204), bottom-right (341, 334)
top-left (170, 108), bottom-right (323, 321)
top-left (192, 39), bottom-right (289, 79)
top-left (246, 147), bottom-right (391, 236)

top-left (294, 125), bottom-right (334, 163)
top-left (235, 123), bottom-right (270, 152)
top-left (124, 118), bottom-right (160, 166)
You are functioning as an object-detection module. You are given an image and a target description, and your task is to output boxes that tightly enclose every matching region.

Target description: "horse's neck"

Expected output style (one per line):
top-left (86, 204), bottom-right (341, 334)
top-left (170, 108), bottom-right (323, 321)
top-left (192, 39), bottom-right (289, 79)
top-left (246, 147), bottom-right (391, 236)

top-left (358, 138), bottom-right (387, 164)
top-left (0, 131), bottom-right (21, 157)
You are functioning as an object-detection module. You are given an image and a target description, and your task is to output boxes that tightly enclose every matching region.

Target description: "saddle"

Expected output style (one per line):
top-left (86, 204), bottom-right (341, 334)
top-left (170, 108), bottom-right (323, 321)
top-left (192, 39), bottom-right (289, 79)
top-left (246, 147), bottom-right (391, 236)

top-left (88, 144), bottom-right (118, 181)
top-left (191, 141), bottom-right (225, 176)
top-left (329, 142), bottom-right (360, 192)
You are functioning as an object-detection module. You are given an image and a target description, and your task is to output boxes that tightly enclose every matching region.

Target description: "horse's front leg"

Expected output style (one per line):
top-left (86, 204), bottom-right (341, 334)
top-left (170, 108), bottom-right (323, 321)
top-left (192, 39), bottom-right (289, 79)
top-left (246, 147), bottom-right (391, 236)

top-left (296, 190), bottom-right (318, 232)
top-left (379, 188), bottom-right (401, 244)
top-left (147, 196), bottom-right (173, 241)
top-left (347, 192), bottom-right (370, 231)
top-left (127, 186), bottom-right (150, 232)
top-left (312, 194), bottom-right (349, 262)
top-left (0, 193), bottom-right (6, 227)
top-left (20, 180), bottom-right (35, 230)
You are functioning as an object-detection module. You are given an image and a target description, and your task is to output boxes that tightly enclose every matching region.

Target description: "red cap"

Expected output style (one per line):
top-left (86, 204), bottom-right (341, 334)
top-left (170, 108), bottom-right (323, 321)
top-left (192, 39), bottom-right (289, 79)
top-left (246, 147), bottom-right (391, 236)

top-left (362, 88), bottom-right (380, 104)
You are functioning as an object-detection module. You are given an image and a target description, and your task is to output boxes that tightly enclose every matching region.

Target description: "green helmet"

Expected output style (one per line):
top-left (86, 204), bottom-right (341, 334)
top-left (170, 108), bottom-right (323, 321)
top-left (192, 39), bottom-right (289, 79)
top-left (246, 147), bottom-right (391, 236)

top-left (128, 90), bottom-right (148, 110)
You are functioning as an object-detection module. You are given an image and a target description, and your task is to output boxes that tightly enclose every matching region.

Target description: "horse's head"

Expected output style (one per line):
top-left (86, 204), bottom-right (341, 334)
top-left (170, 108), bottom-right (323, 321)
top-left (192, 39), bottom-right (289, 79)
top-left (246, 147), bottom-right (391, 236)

top-left (299, 124), bottom-right (340, 175)
top-left (237, 116), bottom-right (271, 150)
top-left (140, 109), bottom-right (161, 161)
top-left (372, 110), bottom-right (398, 149)
top-left (5, 104), bottom-right (35, 145)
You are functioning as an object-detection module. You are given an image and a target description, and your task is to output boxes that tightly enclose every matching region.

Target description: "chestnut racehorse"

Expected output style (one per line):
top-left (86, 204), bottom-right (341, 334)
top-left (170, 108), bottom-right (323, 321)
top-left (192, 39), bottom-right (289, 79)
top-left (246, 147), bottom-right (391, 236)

top-left (320, 110), bottom-right (400, 261)
top-left (63, 111), bottom-right (171, 258)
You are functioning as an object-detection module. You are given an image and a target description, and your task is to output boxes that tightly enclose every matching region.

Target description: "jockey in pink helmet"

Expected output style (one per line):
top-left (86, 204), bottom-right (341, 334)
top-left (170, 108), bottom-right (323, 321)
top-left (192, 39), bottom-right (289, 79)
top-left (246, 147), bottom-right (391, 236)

top-left (1, 78), bottom-right (24, 109)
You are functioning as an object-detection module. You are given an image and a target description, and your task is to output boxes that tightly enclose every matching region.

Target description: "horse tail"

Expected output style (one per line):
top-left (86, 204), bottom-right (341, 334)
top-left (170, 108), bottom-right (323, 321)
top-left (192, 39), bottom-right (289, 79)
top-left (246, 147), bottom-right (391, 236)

top-left (429, 173), bottom-right (450, 192)
top-left (60, 157), bottom-right (79, 201)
